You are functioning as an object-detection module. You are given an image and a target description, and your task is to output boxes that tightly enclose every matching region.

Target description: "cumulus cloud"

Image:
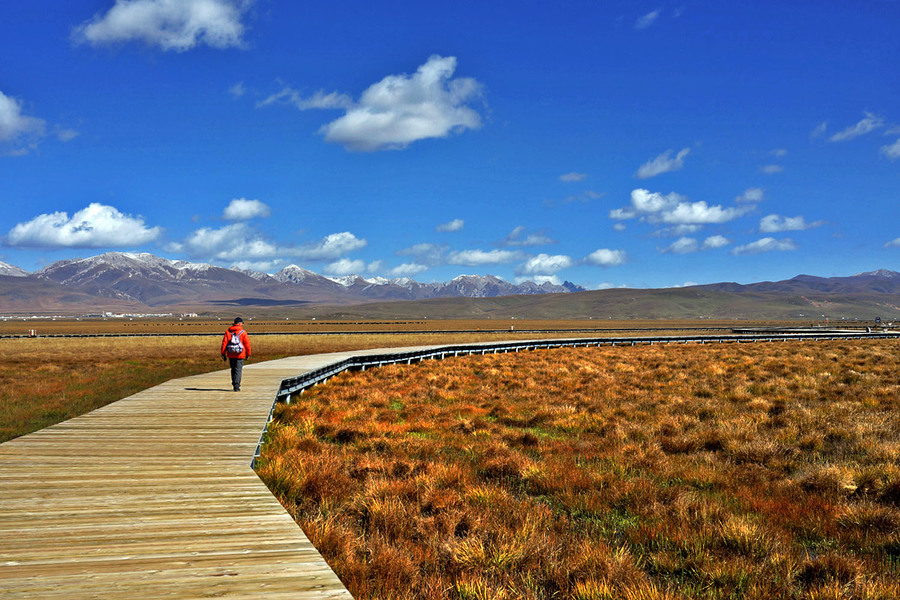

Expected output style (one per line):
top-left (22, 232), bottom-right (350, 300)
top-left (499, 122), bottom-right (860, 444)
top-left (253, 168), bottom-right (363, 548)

top-left (881, 138), bottom-right (900, 161)
top-left (703, 235), bottom-right (730, 249)
top-left (447, 249), bottom-right (522, 266)
top-left (770, 148), bottom-right (788, 158)
top-left (516, 253), bottom-right (574, 277)
top-left (736, 187), bottom-right (764, 203)
top-left (759, 214), bottom-right (824, 233)
top-left (223, 198), bottom-right (270, 220)
top-left (731, 237), bottom-right (797, 255)
top-left (6, 203), bottom-right (161, 248)
top-left (829, 112), bottom-right (884, 142)
top-left (559, 172), bottom-right (587, 182)
top-left (885, 238), bottom-right (900, 248)
top-left (435, 218), bottom-right (464, 232)
top-left (584, 248), bottom-right (627, 267)
top-left (611, 188), bottom-right (750, 227)
top-left (0, 91), bottom-right (46, 153)
top-left (295, 232), bottom-right (367, 260)
top-left (318, 55), bottom-right (483, 151)
top-left (173, 222), bottom-right (277, 261)
top-left (389, 262), bottom-right (429, 277)
top-left (662, 235), bottom-right (731, 254)
top-left (760, 164), bottom-right (784, 174)
top-left (323, 258), bottom-right (366, 276)
top-left (635, 9), bottom-right (661, 29)
top-left (635, 148), bottom-right (690, 179)
top-left (73, 0), bottom-right (250, 52)
top-left (498, 226), bottom-right (555, 247)
top-left (171, 226), bottom-right (366, 263)
top-left (661, 237), bottom-right (699, 254)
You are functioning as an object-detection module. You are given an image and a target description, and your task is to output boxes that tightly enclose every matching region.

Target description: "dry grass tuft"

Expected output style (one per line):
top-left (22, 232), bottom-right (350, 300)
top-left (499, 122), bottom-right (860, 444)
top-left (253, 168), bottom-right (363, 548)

top-left (255, 339), bottom-right (900, 599)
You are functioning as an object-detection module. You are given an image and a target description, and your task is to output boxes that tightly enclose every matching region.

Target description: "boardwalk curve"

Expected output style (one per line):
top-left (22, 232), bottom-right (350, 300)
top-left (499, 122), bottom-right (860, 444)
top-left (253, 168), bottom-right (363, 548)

top-left (3, 333), bottom-right (898, 598)
top-left (0, 350), bottom-right (414, 599)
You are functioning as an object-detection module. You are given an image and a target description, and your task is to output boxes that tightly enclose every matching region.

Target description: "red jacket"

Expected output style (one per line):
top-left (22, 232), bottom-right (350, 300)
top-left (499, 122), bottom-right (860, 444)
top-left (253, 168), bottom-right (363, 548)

top-left (221, 324), bottom-right (251, 359)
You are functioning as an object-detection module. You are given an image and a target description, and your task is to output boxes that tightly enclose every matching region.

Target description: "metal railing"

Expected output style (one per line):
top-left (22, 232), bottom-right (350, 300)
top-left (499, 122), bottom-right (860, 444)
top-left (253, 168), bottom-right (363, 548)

top-left (250, 330), bottom-right (900, 466)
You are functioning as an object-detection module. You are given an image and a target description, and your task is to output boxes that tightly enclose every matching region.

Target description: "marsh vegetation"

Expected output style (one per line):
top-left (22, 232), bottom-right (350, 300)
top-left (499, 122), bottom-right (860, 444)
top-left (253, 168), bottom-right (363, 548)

top-left (257, 340), bottom-right (900, 599)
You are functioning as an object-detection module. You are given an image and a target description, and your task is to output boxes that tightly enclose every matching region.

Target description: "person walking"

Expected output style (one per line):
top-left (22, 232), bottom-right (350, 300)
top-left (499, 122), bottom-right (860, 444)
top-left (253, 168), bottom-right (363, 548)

top-left (221, 317), bottom-right (251, 391)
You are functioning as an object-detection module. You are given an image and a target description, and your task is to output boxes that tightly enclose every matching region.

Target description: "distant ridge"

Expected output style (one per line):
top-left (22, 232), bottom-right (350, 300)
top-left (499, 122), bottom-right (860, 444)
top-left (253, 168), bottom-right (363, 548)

top-left (1, 253), bottom-right (898, 320)
top-left (0, 252), bottom-right (585, 312)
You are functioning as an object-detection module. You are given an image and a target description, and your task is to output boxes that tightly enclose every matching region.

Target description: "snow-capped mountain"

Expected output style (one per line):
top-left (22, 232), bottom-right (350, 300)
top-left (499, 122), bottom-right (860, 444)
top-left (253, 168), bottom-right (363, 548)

top-left (11, 252), bottom-right (584, 308)
top-left (0, 261), bottom-right (28, 277)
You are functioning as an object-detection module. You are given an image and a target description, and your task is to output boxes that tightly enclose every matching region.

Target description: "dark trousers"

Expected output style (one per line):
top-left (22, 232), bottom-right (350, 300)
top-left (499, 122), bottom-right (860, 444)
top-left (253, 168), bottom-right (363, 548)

top-left (229, 358), bottom-right (244, 390)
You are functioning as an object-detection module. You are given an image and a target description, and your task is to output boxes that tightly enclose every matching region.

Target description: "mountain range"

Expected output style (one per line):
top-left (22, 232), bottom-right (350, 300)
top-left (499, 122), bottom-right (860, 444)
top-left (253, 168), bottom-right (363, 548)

top-left (0, 252), bottom-right (584, 313)
top-left (1, 252), bottom-right (898, 320)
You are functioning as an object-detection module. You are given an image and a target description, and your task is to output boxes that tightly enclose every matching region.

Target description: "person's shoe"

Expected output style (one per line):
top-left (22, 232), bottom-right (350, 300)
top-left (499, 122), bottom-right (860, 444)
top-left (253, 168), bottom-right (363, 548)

top-left (233, 387), bottom-right (241, 392)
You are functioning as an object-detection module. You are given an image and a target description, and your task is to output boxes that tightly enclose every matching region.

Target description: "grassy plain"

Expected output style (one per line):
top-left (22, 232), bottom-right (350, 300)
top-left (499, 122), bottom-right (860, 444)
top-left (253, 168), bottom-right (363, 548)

top-left (257, 340), bottom-right (900, 600)
top-left (2, 317), bottom-right (702, 442)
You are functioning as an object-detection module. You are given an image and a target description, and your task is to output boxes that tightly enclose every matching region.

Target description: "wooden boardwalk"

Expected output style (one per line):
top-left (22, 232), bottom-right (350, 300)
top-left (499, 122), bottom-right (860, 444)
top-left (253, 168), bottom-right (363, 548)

top-left (0, 349), bottom-right (437, 599)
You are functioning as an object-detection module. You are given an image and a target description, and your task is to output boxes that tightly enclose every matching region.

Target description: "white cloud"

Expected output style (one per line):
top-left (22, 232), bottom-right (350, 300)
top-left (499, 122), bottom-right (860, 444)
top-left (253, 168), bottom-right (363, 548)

top-left (661, 237), bottom-right (699, 254)
top-left (659, 201), bottom-right (748, 225)
top-left (323, 258), bottom-right (366, 276)
top-left (759, 214), bottom-right (824, 233)
top-left (559, 172), bottom-right (587, 182)
top-left (499, 226), bottom-right (555, 247)
top-left (319, 55), bottom-right (483, 151)
top-left (172, 226), bottom-right (366, 263)
top-left (635, 147), bottom-right (690, 179)
top-left (173, 222), bottom-right (278, 260)
top-left (660, 235), bottom-right (730, 254)
top-left (56, 127), bottom-right (79, 142)
top-left (614, 189), bottom-right (750, 227)
top-left (885, 238), bottom-right (900, 248)
top-left (6, 203), bottom-right (161, 248)
top-left (584, 248), bottom-right (627, 267)
top-left (295, 232), bottom-right (367, 260)
top-left (613, 223), bottom-right (627, 232)
top-left (760, 164), bottom-right (784, 174)
top-left (635, 9), bottom-right (661, 29)
top-left (73, 0), bottom-right (250, 52)
top-left (770, 148), bottom-right (788, 158)
top-left (223, 198), bottom-right (270, 220)
top-left (657, 224), bottom-right (702, 236)
top-left (447, 249), bottom-right (521, 266)
top-left (229, 81), bottom-right (246, 98)
top-left (435, 218), bottom-right (464, 232)
top-left (631, 188), bottom-right (685, 213)
top-left (397, 243), bottom-right (448, 265)
top-left (0, 91), bottom-right (46, 152)
top-left (516, 253), bottom-right (574, 276)
top-left (829, 112), bottom-right (884, 142)
top-left (703, 235), bottom-right (730, 249)
top-left (811, 121), bottom-right (828, 139)
top-left (389, 262), bottom-right (429, 277)
top-left (257, 87), bottom-right (354, 110)
top-left (731, 237), bottom-right (797, 255)
top-left (736, 187), bottom-right (764, 203)
top-left (881, 138), bottom-right (900, 161)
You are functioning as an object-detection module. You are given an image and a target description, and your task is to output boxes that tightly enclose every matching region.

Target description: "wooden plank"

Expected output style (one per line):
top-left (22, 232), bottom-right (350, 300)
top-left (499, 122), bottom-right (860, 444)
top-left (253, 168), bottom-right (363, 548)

top-left (0, 353), bottom-right (362, 600)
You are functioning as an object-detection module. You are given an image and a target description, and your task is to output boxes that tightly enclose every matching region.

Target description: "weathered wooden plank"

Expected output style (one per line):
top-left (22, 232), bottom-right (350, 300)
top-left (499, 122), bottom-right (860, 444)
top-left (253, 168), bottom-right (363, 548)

top-left (0, 353), bottom-right (360, 600)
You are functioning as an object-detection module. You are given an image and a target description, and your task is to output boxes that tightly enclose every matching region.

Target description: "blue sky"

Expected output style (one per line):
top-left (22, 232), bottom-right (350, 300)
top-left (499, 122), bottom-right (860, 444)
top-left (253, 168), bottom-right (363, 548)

top-left (1, 1), bottom-right (898, 289)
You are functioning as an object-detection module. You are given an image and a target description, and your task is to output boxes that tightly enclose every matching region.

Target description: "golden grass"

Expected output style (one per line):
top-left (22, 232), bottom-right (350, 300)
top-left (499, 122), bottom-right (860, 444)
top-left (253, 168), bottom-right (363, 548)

top-left (1, 328), bottom-right (620, 442)
top-left (257, 339), bottom-right (900, 600)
